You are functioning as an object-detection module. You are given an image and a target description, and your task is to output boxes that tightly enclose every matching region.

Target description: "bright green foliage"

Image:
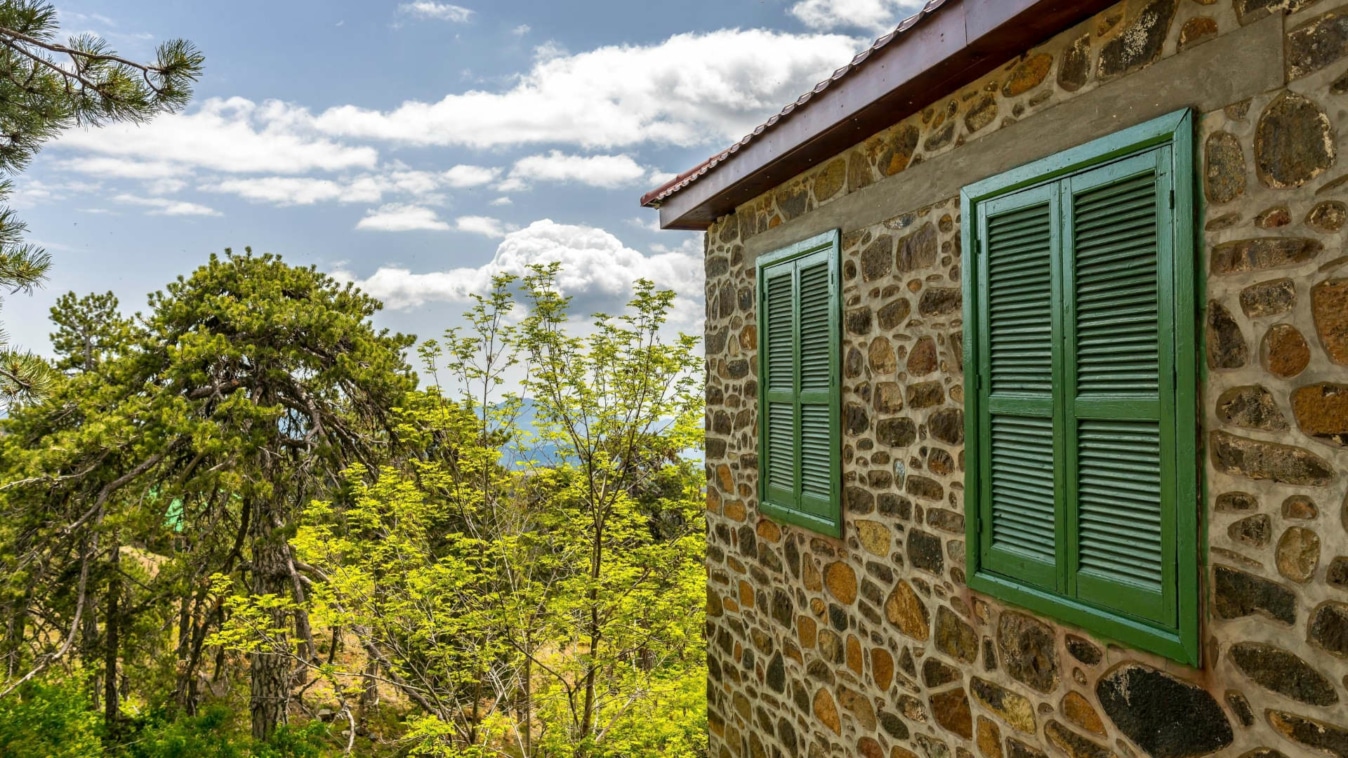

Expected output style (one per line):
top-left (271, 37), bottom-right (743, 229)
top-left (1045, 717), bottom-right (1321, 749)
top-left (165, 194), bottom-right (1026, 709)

top-left (0, 676), bottom-right (103, 757)
top-left (49, 290), bottom-right (132, 373)
top-left (0, 1), bottom-right (202, 407)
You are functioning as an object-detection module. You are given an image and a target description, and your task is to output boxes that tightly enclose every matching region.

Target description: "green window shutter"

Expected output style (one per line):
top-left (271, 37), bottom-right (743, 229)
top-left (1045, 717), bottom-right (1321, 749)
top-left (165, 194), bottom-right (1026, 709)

top-left (757, 231), bottom-right (841, 537)
top-left (975, 185), bottom-right (1061, 591)
top-left (1063, 150), bottom-right (1176, 627)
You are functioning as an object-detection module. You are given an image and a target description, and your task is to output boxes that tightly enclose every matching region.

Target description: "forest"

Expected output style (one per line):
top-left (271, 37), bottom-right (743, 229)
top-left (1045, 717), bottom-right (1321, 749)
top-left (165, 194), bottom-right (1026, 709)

top-left (0, 3), bottom-right (708, 755)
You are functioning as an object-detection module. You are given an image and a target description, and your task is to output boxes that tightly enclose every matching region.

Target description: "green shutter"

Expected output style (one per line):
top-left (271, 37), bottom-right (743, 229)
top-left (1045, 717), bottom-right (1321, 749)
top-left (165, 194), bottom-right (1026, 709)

top-left (976, 185), bottom-right (1060, 591)
top-left (1063, 150), bottom-right (1176, 627)
top-left (757, 231), bottom-right (841, 537)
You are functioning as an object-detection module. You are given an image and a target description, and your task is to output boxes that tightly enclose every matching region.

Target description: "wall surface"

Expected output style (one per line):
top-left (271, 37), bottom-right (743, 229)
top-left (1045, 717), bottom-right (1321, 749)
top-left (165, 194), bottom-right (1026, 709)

top-left (701, 1), bottom-right (1348, 756)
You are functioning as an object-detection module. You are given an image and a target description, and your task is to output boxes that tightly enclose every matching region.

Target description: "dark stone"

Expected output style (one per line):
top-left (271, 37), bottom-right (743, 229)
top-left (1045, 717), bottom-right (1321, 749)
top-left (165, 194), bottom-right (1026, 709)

top-left (923, 657), bottom-right (961, 687)
top-left (927, 507), bottom-right (963, 533)
top-left (1206, 131), bottom-right (1247, 204)
top-left (846, 307), bottom-right (873, 335)
top-left (877, 417), bottom-right (918, 447)
top-left (1006, 738), bottom-right (1048, 758)
top-left (846, 486), bottom-right (876, 515)
top-left (878, 710), bottom-right (909, 740)
top-left (964, 94), bottom-right (998, 134)
top-left (1255, 92), bottom-right (1337, 189)
top-left (1228, 514), bottom-right (1272, 547)
top-left (1288, 10), bottom-right (1348, 80)
top-left (996, 611), bottom-right (1058, 693)
top-left (1267, 711), bottom-right (1348, 757)
top-left (846, 347), bottom-right (864, 378)
top-left (983, 639), bottom-right (997, 671)
top-left (775, 185), bottom-right (809, 221)
top-left (1098, 0), bottom-right (1176, 79)
top-left (907, 529), bottom-right (944, 575)
top-left (935, 606), bottom-right (978, 663)
top-left (1045, 721), bottom-right (1111, 758)
top-left (846, 403), bottom-right (870, 435)
top-left (1216, 491), bottom-right (1260, 513)
top-left (777, 717), bottom-right (797, 754)
top-left (1210, 431), bottom-right (1336, 486)
top-left (1328, 556), bottom-right (1348, 589)
top-left (1058, 34), bottom-right (1090, 92)
top-left (1229, 642), bottom-right (1338, 705)
top-left (878, 493), bottom-right (912, 520)
top-left (929, 409), bottom-right (965, 445)
top-left (906, 381), bottom-right (945, 410)
top-left (897, 223), bottom-right (938, 273)
top-left (1065, 635), bottom-right (1102, 666)
top-left (1212, 238), bottom-right (1322, 275)
top-left (1097, 664), bottom-right (1233, 758)
top-left (919, 287), bottom-right (962, 317)
top-left (1236, 0), bottom-right (1321, 26)
top-left (771, 588), bottom-right (793, 628)
top-left (1225, 690), bottom-right (1255, 728)
top-left (766, 652), bottom-right (786, 693)
top-left (906, 475), bottom-right (944, 501)
top-left (1216, 385), bottom-right (1288, 431)
top-left (908, 336), bottom-right (938, 376)
top-left (1207, 302), bottom-right (1248, 369)
top-left (1291, 382), bottom-right (1348, 446)
top-left (1213, 565), bottom-right (1296, 625)
top-left (861, 235), bottom-right (894, 282)
top-left (877, 299), bottom-right (911, 330)
top-left (1309, 602), bottom-right (1348, 657)
top-left (877, 124), bottom-right (920, 177)
top-left (924, 120), bottom-right (956, 152)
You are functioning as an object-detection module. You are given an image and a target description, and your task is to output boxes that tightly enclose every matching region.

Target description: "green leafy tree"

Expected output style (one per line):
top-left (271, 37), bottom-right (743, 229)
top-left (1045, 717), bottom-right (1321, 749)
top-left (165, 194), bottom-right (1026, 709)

top-left (0, 0), bottom-right (203, 405)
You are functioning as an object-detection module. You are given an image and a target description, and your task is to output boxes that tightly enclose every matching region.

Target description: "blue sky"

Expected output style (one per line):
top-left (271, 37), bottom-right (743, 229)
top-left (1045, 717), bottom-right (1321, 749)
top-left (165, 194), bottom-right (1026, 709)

top-left (9, 0), bottom-right (922, 359)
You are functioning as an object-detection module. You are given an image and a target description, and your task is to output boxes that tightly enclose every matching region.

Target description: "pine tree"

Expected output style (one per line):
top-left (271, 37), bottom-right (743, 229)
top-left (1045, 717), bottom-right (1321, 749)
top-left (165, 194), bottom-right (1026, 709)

top-left (0, 1), bottom-right (203, 406)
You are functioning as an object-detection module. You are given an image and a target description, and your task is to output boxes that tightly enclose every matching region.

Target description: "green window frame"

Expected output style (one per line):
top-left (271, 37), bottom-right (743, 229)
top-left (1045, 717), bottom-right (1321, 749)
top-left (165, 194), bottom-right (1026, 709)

top-left (960, 109), bottom-right (1199, 665)
top-left (757, 230), bottom-right (842, 538)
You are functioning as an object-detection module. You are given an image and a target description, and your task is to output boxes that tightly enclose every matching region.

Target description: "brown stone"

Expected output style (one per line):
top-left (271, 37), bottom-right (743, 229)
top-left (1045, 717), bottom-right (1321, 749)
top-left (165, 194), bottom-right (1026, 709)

top-left (1275, 526), bottom-right (1321, 582)
top-left (977, 717), bottom-right (1003, 758)
top-left (1215, 385), bottom-right (1288, 431)
top-left (1206, 302), bottom-right (1248, 369)
top-left (1240, 278), bottom-right (1296, 318)
top-left (1179, 16), bottom-right (1218, 50)
top-left (884, 581), bottom-right (930, 641)
top-left (775, 184), bottom-right (809, 221)
top-left (813, 158), bottom-right (846, 202)
top-left (1061, 692), bottom-right (1106, 736)
top-left (1312, 278), bottom-right (1348, 364)
top-left (1307, 201), bottom-right (1348, 232)
top-left (965, 94), bottom-right (998, 134)
top-left (925, 120), bottom-right (956, 152)
top-left (879, 124), bottom-right (920, 177)
top-left (877, 298), bottom-right (911, 330)
top-left (971, 677), bottom-right (1036, 733)
top-left (878, 417), bottom-right (918, 447)
top-left (1003, 54), bottom-right (1053, 96)
top-left (1229, 642), bottom-right (1338, 705)
top-left (1216, 491), bottom-right (1259, 513)
top-left (1213, 238), bottom-right (1323, 275)
top-left (1267, 710), bottom-right (1348, 757)
top-left (1098, 0), bottom-right (1176, 79)
top-left (870, 337), bottom-right (898, 375)
top-left (924, 657), bottom-right (961, 688)
top-left (1288, 9), bottom-right (1348, 80)
top-left (908, 337), bottom-right (938, 376)
top-left (872, 647), bottom-right (894, 691)
top-left (996, 611), bottom-right (1058, 693)
top-left (814, 687), bottom-right (841, 735)
top-left (1006, 739), bottom-right (1048, 758)
top-left (1263, 325), bottom-right (1311, 378)
top-left (1207, 212), bottom-right (1242, 231)
top-left (1292, 382), bottom-right (1348, 446)
top-left (1058, 35), bottom-right (1090, 92)
top-left (1283, 495), bottom-right (1318, 520)
top-left (907, 381), bottom-right (945, 409)
top-left (1255, 92), bottom-right (1337, 189)
top-left (1236, 0), bottom-right (1321, 26)
top-left (798, 615), bottom-right (817, 648)
top-left (1045, 721), bottom-right (1113, 758)
top-left (858, 737), bottom-right (884, 758)
top-left (1328, 556), bottom-right (1348, 589)
top-left (1309, 602), bottom-right (1348, 657)
top-left (1205, 131), bottom-right (1247, 204)
top-left (1255, 206), bottom-right (1292, 228)
top-left (847, 635), bottom-right (864, 676)
top-left (931, 688), bottom-right (974, 739)
top-left (919, 287), bottom-right (962, 316)
top-left (875, 382), bottom-right (904, 413)
top-left (856, 520), bottom-right (891, 557)
top-left (1228, 514), bottom-right (1272, 548)
top-left (929, 408), bottom-right (964, 445)
top-left (825, 561), bottom-right (858, 604)
top-left (1210, 431), bottom-right (1335, 486)
top-left (936, 606), bottom-right (978, 663)
top-left (862, 235), bottom-right (894, 281)
top-left (907, 528), bottom-right (944, 572)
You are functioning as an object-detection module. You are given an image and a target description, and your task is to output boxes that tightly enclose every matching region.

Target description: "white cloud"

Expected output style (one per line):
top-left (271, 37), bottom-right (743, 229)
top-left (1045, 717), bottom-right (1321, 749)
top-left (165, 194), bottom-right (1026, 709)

top-left (789, 0), bottom-right (923, 32)
top-left (512, 24), bottom-right (531, 36)
top-left (53, 97), bottom-right (378, 176)
top-left (311, 29), bottom-right (862, 149)
top-left (207, 176), bottom-right (381, 206)
top-left (442, 164), bottom-right (500, 188)
top-left (454, 215), bottom-right (511, 238)
top-left (334, 220), bottom-right (703, 323)
top-left (356, 204), bottom-right (450, 232)
top-left (399, 2), bottom-right (473, 22)
top-left (113, 194), bottom-right (221, 216)
top-left (489, 196), bottom-right (513, 206)
top-left (500, 151), bottom-right (648, 191)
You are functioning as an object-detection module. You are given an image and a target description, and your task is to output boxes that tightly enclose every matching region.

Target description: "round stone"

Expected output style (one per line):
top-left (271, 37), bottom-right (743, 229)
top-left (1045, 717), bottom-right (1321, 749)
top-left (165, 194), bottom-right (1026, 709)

top-left (1307, 201), bottom-right (1348, 232)
top-left (869, 336), bottom-right (897, 375)
top-left (1263, 324), bottom-right (1311, 378)
top-left (1240, 279), bottom-right (1296, 318)
top-left (1256, 206), bottom-right (1292, 228)
top-left (1282, 495), bottom-right (1319, 520)
top-left (1276, 527), bottom-right (1321, 583)
top-left (1255, 92), bottom-right (1337, 189)
top-left (824, 561), bottom-right (858, 604)
top-left (1216, 385), bottom-right (1288, 431)
top-left (1228, 642), bottom-right (1338, 705)
top-left (1002, 53), bottom-right (1053, 97)
top-left (1097, 664), bottom-right (1233, 758)
top-left (1205, 132), bottom-right (1247, 204)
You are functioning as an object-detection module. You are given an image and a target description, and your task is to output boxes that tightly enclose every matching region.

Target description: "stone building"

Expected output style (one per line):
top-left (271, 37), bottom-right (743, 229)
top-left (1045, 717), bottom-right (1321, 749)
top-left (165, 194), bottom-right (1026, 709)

top-left (641, 0), bottom-right (1348, 756)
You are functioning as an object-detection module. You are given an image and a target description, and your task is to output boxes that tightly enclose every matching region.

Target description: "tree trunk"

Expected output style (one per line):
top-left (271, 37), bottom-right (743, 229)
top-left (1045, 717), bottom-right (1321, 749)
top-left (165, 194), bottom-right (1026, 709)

top-left (249, 497), bottom-right (291, 742)
top-left (103, 540), bottom-right (121, 739)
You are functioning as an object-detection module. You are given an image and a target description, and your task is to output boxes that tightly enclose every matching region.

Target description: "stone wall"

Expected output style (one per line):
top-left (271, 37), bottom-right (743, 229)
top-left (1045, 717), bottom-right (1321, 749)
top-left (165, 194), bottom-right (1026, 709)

top-left (701, 1), bottom-right (1348, 756)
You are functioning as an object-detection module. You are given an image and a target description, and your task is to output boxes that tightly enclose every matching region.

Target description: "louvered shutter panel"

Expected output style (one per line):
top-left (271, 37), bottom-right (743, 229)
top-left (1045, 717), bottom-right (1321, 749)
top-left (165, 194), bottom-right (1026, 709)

top-left (796, 255), bottom-right (837, 519)
top-left (1064, 150), bottom-right (1175, 626)
top-left (762, 264), bottom-right (796, 507)
top-left (976, 185), bottom-right (1060, 591)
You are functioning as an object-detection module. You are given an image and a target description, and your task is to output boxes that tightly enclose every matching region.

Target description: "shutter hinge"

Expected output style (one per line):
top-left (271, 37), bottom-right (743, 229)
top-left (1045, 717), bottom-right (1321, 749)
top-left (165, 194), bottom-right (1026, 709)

top-left (1169, 189), bottom-right (1175, 210)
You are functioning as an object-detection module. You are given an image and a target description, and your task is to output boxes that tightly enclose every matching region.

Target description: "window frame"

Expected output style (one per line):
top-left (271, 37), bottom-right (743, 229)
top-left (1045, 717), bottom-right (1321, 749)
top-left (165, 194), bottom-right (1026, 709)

top-left (756, 229), bottom-right (843, 538)
top-left (959, 109), bottom-right (1200, 665)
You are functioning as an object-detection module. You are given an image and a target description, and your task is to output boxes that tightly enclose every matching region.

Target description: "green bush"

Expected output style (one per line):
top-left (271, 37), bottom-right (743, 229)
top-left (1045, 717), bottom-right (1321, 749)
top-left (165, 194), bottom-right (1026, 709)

top-left (0, 678), bottom-right (103, 758)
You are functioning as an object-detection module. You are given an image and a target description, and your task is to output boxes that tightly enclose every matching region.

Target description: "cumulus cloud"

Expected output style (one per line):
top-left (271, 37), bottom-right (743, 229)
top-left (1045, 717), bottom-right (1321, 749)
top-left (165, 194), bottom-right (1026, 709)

top-left (356, 204), bottom-right (450, 232)
top-left (454, 215), bottom-right (511, 238)
top-left (789, 0), bottom-right (924, 32)
top-left (499, 152), bottom-right (648, 191)
top-left (398, 2), bottom-right (473, 22)
top-left (311, 29), bottom-right (862, 149)
top-left (442, 164), bottom-right (500, 188)
top-left (335, 219), bottom-right (704, 322)
top-left (114, 194), bottom-right (222, 216)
